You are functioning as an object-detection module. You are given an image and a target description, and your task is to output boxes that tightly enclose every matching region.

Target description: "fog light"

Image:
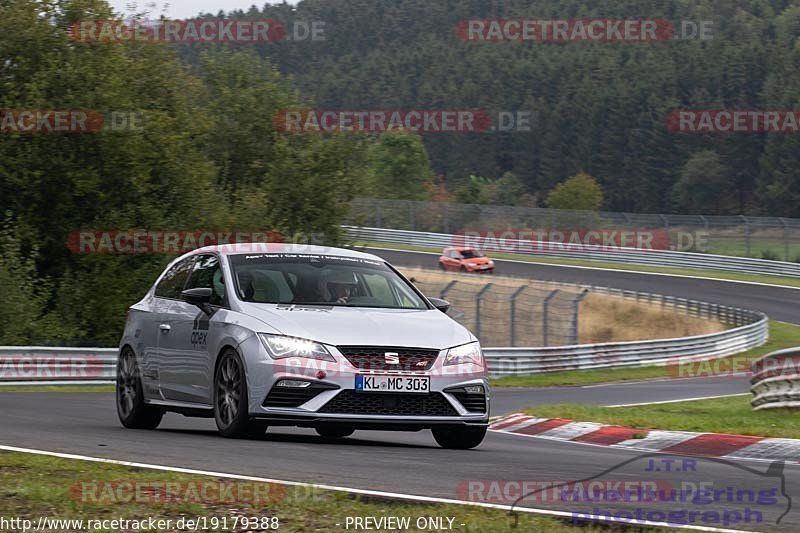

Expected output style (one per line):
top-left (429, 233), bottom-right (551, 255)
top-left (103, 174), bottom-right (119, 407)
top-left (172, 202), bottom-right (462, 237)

top-left (463, 385), bottom-right (485, 394)
top-left (276, 380), bottom-right (311, 388)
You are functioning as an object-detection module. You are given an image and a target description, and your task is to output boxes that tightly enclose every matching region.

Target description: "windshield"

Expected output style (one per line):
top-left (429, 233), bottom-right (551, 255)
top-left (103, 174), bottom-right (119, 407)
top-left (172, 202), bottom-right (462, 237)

top-left (228, 253), bottom-right (429, 309)
top-left (460, 249), bottom-right (484, 259)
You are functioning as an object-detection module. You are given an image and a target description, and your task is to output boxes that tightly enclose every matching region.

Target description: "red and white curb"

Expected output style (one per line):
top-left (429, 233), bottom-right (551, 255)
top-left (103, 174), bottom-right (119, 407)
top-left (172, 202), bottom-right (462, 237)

top-left (490, 414), bottom-right (800, 462)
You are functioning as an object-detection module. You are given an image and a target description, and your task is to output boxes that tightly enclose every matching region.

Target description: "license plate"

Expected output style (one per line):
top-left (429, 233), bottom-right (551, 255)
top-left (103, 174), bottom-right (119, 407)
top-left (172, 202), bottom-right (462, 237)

top-left (355, 375), bottom-right (430, 393)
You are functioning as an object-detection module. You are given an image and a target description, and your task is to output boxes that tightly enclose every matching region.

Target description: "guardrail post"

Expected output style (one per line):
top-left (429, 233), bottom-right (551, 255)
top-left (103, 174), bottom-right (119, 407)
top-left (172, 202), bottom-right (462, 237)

top-left (475, 283), bottom-right (494, 340)
top-left (569, 289), bottom-right (590, 345)
top-left (510, 285), bottom-right (527, 347)
top-left (543, 289), bottom-right (560, 347)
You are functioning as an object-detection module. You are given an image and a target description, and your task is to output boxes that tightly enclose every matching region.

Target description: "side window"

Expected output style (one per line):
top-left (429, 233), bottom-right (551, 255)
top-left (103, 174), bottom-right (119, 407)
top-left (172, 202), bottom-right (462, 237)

top-left (154, 258), bottom-right (195, 299)
top-left (363, 273), bottom-right (394, 304)
top-left (185, 255), bottom-right (225, 306)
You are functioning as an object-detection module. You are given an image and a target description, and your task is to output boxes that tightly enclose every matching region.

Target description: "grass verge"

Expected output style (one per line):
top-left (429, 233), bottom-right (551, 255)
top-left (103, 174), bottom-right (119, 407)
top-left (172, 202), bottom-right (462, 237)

top-left (355, 241), bottom-right (800, 289)
top-left (490, 321), bottom-right (799, 388)
top-left (522, 395), bottom-right (800, 439)
top-left (0, 451), bottom-right (649, 532)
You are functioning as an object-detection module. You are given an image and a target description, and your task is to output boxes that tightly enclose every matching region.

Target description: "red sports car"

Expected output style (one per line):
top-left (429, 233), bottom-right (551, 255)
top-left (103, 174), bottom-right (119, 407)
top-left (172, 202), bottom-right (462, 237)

top-left (439, 247), bottom-right (495, 273)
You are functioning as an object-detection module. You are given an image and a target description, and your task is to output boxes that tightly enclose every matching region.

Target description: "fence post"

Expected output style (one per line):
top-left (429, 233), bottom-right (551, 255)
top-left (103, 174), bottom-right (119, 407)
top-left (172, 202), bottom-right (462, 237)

top-left (440, 280), bottom-right (458, 300)
top-left (780, 217), bottom-right (789, 261)
top-left (543, 289), bottom-right (560, 347)
top-left (570, 289), bottom-right (590, 345)
top-left (741, 215), bottom-right (751, 257)
top-left (510, 285), bottom-right (527, 347)
top-left (475, 283), bottom-right (494, 341)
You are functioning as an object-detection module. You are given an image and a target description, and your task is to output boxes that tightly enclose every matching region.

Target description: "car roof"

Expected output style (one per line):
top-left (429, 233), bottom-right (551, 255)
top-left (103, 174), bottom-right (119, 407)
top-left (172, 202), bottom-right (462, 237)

top-left (446, 246), bottom-right (478, 252)
top-left (188, 243), bottom-right (385, 262)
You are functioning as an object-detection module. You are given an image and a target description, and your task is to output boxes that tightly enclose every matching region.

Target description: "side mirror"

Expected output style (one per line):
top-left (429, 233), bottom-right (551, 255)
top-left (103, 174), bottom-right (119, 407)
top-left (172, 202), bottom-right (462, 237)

top-left (428, 297), bottom-right (451, 314)
top-left (181, 288), bottom-right (213, 315)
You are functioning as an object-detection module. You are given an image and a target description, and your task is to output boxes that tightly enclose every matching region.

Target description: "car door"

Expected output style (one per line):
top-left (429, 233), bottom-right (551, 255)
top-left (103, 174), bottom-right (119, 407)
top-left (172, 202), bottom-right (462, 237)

top-left (159, 254), bottom-right (225, 405)
top-left (146, 256), bottom-right (195, 399)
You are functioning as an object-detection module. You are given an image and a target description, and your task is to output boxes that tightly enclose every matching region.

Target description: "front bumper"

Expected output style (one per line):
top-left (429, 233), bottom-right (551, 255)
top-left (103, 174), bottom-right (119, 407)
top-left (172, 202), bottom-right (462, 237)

top-left (241, 337), bottom-right (490, 429)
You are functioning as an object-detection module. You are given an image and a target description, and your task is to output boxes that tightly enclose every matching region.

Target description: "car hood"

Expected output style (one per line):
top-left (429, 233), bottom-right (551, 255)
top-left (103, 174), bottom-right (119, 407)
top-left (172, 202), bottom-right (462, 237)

top-left (238, 303), bottom-right (474, 349)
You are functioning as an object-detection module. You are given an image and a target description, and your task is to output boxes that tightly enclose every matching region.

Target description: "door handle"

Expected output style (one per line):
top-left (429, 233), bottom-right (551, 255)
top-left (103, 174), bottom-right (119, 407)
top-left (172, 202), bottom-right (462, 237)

top-left (159, 324), bottom-right (171, 333)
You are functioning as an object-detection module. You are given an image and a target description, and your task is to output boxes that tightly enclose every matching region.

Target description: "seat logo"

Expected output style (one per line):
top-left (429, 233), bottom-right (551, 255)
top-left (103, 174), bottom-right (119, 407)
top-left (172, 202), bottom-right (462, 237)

top-left (384, 353), bottom-right (400, 365)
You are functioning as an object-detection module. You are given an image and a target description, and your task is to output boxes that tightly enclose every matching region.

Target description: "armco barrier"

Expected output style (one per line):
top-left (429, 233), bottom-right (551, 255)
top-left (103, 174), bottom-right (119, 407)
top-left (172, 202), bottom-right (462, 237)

top-left (0, 346), bottom-right (116, 384)
top-left (344, 226), bottom-right (800, 278)
top-left (0, 308), bottom-right (767, 383)
top-left (751, 348), bottom-right (800, 410)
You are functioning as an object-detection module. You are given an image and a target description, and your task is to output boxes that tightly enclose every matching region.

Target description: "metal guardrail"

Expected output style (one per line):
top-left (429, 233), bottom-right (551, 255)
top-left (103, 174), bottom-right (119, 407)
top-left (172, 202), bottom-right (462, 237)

top-left (0, 303), bottom-right (767, 382)
top-left (750, 348), bottom-right (800, 410)
top-left (0, 346), bottom-right (116, 385)
top-left (345, 226), bottom-right (800, 278)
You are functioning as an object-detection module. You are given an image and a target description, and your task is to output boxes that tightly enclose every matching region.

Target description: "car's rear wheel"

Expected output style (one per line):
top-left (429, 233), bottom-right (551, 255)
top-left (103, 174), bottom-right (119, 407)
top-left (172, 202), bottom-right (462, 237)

top-left (432, 425), bottom-right (487, 449)
top-left (460, 265), bottom-right (467, 273)
top-left (116, 347), bottom-right (163, 429)
top-left (214, 349), bottom-right (266, 438)
top-left (315, 426), bottom-right (355, 439)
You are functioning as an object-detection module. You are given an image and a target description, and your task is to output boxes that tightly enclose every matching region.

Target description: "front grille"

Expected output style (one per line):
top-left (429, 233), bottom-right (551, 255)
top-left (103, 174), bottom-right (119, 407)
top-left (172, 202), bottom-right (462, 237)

top-left (449, 391), bottom-right (487, 413)
top-left (263, 382), bottom-right (338, 408)
top-left (337, 346), bottom-right (440, 371)
top-left (319, 391), bottom-right (458, 417)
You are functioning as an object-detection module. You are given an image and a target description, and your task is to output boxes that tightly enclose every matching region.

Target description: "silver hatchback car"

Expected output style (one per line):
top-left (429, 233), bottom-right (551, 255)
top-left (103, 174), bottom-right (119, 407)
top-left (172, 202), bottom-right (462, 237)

top-left (116, 244), bottom-right (490, 448)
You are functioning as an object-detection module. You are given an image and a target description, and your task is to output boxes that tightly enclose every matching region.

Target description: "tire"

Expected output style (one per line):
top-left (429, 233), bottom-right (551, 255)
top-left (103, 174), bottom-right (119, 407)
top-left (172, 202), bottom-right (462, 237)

top-left (315, 426), bottom-right (355, 439)
top-left (432, 426), bottom-right (487, 449)
top-left (439, 262), bottom-right (446, 270)
top-left (460, 265), bottom-right (468, 273)
top-left (214, 349), bottom-right (265, 438)
top-left (116, 347), bottom-right (163, 429)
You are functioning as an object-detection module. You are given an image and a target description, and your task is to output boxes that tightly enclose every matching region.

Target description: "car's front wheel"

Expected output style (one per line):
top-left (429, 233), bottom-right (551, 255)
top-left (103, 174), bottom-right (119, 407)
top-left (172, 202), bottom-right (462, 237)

top-left (116, 347), bottom-right (163, 429)
top-left (214, 349), bottom-right (266, 438)
top-left (432, 425), bottom-right (487, 449)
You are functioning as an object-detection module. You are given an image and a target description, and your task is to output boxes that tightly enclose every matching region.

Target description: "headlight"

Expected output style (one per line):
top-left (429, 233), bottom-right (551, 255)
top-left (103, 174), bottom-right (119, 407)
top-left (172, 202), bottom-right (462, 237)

top-left (258, 334), bottom-right (335, 362)
top-left (444, 342), bottom-right (484, 367)
top-left (488, 260), bottom-right (495, 265)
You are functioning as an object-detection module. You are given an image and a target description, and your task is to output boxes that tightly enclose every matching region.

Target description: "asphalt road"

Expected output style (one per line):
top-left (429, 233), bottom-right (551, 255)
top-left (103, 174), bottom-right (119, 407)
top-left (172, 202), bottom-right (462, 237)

top-left (3, 252), bottom-right (799, 530)
top-left (369, 248), bottom-right (800, 325)
top-left (1, 392), bottom-right (797, 531)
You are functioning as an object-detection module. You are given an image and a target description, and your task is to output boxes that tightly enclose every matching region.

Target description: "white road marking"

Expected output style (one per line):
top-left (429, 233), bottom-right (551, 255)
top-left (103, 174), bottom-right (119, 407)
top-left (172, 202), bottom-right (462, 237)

top-left (605, 393), bottom-right (751, 408)
top-left (0, 444), bottom-right (751, 532)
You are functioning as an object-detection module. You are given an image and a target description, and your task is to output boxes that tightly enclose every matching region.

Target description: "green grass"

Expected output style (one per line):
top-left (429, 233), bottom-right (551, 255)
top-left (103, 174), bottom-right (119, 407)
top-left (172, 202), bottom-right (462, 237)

top-left (490, 321), bottom-right (800, 388)
top-left (354, 240), bottom-right (800, 288)
top-left (0, 451), bottom-right (658, 532)
top-left (522, 395), bottom-right (800, 439)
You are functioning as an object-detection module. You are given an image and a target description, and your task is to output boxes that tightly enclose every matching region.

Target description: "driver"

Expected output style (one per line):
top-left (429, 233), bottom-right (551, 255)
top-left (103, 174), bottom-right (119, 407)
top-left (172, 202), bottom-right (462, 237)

top-left (324, 270), bottom-right (359, 304)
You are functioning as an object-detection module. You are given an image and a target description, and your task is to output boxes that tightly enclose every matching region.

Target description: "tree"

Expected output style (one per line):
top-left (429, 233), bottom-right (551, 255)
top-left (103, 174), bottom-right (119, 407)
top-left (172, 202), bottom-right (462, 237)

top-left (546, 173), bottom-right (604, 211)
top-left (365, 132), bottom-right (431, 200)
top-left (672, 151), bottom-right (734, 215)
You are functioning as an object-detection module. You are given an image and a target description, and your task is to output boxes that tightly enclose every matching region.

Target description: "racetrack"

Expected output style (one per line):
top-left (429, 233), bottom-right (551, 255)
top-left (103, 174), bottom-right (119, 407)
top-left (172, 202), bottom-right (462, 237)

top-left (370, 248), bottom-right (800, 325)
top-left (1, 391), bottom-right (798, 530)
top-left (3, 253), bottom-right (799, 530)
